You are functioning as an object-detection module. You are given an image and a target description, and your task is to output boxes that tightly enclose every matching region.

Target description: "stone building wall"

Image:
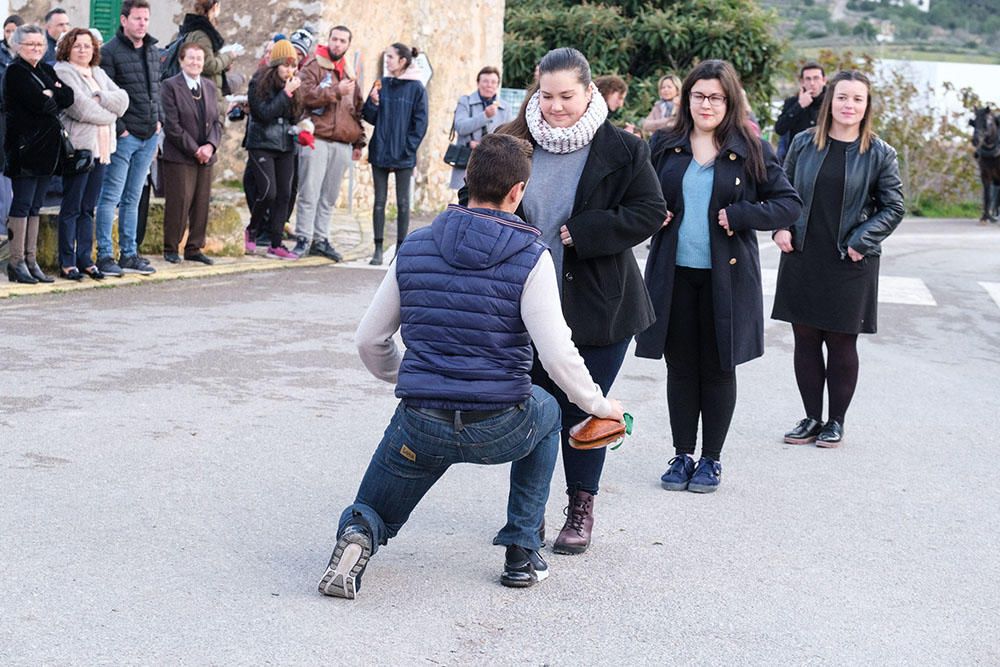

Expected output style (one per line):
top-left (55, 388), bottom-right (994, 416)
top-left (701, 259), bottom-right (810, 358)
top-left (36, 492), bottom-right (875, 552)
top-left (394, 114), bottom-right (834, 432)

top-left (8, 0), bottom-right (506, 214)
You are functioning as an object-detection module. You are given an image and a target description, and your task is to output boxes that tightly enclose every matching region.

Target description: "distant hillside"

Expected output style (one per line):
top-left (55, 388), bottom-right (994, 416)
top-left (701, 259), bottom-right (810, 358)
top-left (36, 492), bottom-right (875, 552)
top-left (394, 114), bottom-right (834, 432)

top-left (759, 0), bottom-right (999, 60)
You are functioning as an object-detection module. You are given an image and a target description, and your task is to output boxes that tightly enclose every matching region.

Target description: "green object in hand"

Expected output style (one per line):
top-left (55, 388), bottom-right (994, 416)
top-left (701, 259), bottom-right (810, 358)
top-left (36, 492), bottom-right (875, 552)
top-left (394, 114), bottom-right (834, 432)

top-left (610, 413), bottom-right (634, 450)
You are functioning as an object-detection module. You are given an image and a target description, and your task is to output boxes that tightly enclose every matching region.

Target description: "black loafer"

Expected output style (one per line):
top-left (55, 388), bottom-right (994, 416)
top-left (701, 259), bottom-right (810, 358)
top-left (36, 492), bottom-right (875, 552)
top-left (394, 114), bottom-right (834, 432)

top-left (184, 252), bottom-right (214, 265)
top-left (816, 420), bottom-right (844, 448)
top-left (60, 267), bottom-right (84, 281)
top-left (784, 417), bottom-right (823, 444)
top-left (81, 265), bottom-right (105, 281)
top-left (163, 253), bottom-right (182, 264)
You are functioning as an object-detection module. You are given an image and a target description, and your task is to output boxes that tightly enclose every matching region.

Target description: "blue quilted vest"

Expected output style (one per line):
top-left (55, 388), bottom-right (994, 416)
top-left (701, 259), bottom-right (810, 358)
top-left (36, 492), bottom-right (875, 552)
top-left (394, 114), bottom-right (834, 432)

top-left (394, 205), bottom-right (547, 410)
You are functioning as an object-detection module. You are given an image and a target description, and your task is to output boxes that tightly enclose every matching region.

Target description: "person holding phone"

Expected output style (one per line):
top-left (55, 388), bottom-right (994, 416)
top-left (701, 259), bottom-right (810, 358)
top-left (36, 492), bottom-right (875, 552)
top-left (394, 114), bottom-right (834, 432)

top-left (774, 62), bottom-right (826, 163)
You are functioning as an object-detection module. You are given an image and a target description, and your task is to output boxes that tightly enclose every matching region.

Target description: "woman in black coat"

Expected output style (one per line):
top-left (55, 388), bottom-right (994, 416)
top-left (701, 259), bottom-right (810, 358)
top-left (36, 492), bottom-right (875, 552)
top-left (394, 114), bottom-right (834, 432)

top-left (772, 70), bottom-right (904, 448)
top-left (3, 24), bottom-right (73, 284)
top-left (245, 39), bottom-right (302, 260)
top-left (495, 48), bottom-right (666, 554)
top-left (636, 60), bottom-right (801, 493)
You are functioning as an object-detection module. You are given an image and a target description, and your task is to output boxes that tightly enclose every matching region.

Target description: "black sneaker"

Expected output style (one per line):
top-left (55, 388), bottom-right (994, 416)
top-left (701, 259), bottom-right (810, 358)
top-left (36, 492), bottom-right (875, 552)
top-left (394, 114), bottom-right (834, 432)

top-left (309, 239), bottom-right (343, 262)
top-left (96, 255), bottom-right (124, 277)
top-left (500, 545), bottom-right (549, 588)
top-left (318, 524), bottom-right (373, 599)
top-left (120, 254), bottom-right (156, 275)
top-left (291, 235), bottom-right (310, 257)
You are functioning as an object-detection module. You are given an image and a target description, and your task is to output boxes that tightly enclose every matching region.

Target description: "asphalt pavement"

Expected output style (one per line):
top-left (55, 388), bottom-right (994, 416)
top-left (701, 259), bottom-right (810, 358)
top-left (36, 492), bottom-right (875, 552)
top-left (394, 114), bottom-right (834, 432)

top-left (1, 218), bottom-right (998, 665)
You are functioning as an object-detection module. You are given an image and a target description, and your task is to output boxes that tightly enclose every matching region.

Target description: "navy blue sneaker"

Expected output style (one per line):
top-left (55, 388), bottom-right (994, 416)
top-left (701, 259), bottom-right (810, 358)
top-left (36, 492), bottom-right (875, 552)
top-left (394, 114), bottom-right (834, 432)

top-left (687, 457), bottom-right (722, 494)
top-left (660, 454), bottom-right (695, 491)
top-left (318, 523), bottom-right (373, 599)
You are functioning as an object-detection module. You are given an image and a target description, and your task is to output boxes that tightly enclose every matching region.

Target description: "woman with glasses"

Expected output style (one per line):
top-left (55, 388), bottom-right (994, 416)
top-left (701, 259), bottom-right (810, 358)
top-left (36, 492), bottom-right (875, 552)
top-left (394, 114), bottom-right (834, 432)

top-left (54, 27), bottom-right (129, 280)
top-left (636, 60), bottom-right (801, 493)
top-left (3, 23), bottom-right (73, 283)
top-left (772, 71), bottom-right (904, 448)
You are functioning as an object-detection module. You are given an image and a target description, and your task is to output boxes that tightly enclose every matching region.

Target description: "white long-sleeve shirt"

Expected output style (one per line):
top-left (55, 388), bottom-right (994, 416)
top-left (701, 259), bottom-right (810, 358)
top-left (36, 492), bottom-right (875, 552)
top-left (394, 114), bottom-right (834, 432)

top-left (354, 251), bottom-right (615, 419)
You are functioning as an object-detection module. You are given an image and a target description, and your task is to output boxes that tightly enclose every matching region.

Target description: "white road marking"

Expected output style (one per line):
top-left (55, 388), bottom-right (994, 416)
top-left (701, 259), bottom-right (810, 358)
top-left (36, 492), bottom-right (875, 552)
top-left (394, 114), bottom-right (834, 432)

top-left (979, 282), bottom-right (1000, 310)
top-left (761, 269), bottom-right (937, 306)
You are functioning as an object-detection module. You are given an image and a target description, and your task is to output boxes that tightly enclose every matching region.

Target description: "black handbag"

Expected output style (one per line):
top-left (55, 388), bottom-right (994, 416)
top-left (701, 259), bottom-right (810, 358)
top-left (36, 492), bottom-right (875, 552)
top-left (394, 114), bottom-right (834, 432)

top-left (444, 128), bottom-right (472, 168)
top-left (59, 124), bottom-right (94, 177)
top-left (443, 97), bottom-right (478, 168)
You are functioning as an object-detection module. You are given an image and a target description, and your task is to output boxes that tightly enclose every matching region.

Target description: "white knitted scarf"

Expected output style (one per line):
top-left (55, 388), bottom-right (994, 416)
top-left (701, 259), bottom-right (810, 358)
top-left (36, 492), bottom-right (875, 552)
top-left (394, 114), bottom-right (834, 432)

top-left (526, 82), bottom-right (608, 154)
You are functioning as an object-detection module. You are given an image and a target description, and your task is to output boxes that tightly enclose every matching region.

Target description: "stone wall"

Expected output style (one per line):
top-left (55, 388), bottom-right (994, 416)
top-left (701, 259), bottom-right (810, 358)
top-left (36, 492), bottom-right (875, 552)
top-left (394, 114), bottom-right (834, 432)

top-left (9, 0), bottom-right (506, 215)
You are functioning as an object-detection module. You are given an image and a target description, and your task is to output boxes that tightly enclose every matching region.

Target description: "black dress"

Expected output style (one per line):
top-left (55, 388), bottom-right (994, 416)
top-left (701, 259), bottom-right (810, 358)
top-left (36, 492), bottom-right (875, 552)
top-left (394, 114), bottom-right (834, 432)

top-left (772, 138), bottom-right (879, 334)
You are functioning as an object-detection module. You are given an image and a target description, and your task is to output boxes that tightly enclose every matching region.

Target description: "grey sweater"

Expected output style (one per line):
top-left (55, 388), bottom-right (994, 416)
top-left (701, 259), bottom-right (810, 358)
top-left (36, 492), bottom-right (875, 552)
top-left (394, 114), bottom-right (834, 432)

top-left (520, 144), bottom-right (592, 282)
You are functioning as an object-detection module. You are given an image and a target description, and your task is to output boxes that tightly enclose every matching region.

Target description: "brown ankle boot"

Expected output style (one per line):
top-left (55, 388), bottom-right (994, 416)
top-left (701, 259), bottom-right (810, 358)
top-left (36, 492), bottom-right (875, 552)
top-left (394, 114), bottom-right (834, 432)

top-left (553, 489), bottom-right (595, 555)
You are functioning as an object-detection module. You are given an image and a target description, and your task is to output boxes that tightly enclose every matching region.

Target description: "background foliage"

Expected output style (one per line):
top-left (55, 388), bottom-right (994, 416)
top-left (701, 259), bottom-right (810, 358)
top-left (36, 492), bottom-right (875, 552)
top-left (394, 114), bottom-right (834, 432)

top-left (502, 0), bottom-right (785, 127)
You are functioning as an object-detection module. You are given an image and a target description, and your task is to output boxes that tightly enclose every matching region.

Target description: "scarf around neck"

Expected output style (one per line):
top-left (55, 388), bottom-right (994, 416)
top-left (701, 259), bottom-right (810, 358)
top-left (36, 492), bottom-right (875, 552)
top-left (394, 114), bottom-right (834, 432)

top-left (526, 82), bottom-right (608, 154)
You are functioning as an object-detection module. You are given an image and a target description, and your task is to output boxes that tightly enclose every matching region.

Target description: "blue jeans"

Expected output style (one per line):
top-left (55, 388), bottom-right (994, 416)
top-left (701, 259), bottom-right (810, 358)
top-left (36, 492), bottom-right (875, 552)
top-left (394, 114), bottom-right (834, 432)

top-left (339, 385), bottom-right (561, 553)
top-left (58, 164), bottom-right (106, 269)
top-left (95, 132), bottom-right (159, 258)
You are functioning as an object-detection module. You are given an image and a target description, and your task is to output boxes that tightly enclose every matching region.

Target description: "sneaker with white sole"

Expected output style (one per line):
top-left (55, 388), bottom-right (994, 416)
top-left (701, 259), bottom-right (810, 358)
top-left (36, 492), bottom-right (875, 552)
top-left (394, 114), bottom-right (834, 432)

top-left (318, 524), bottom-right (373, 599)
top-left (500, 544), bottom-right (549, 588)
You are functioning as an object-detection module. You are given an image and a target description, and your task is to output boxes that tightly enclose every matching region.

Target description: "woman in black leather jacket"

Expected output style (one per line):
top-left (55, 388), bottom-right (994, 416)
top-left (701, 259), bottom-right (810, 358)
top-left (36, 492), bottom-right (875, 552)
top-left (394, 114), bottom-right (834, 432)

top-left (772, 70), bottom-right (905, 448)
top-left (245, 39), bottom-right (302, 259)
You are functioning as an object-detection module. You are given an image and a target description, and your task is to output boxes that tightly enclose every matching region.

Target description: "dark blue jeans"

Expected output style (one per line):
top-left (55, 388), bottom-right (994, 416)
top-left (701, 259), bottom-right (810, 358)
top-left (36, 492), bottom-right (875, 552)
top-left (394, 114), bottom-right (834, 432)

top-left (530, 337), bottom-right (631, 495)
top-left (58, 164), bottom-right (106, 269)
top-left (339, 386), bottom-right (561, 553)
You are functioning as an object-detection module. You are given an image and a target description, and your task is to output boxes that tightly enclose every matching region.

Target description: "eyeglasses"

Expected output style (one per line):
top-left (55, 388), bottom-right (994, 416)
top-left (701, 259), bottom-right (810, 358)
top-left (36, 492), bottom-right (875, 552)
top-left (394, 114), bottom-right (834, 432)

top-left (691, 92), bottom-right (727, 107)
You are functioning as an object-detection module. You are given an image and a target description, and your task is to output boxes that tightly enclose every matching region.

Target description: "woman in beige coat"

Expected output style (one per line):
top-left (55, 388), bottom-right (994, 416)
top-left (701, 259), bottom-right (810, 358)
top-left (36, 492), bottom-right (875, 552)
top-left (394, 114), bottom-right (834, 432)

top-left (54, 28), bottom-right (128, 280)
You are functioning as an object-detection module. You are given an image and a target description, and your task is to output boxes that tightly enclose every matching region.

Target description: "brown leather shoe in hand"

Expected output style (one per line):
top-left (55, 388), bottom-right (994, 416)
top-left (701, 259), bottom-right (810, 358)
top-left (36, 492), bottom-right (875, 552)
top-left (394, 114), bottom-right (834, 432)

top-left (553, 489), bottom-right (595, 555)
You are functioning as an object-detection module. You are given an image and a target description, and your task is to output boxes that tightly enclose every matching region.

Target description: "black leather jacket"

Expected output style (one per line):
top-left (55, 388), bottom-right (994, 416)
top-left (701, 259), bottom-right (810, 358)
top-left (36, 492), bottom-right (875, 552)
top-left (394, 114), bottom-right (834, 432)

top-left (246, 73), bottom-right (296, 153)
top-left (782, 131), bottom-right (905, 258)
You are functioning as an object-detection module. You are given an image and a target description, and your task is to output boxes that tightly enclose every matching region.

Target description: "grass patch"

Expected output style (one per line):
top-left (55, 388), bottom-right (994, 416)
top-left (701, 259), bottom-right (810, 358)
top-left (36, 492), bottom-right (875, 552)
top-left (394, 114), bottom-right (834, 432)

top-left (219, 179), bottom-right (244, 192)
top-left (909, 198), bottom-right (981, 218)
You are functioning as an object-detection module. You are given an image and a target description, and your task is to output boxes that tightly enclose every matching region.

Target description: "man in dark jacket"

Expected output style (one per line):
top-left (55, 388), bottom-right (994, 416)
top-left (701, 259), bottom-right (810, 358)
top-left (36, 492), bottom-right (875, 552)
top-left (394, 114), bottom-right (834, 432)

top-left (774, 62), bottom-right (826, 163)
top-left (318, 134), bottom-right (624, 600)
top-left (94, 0), bottom-right (161, 277)
top-left (43, 8), bottom-right (69, 65)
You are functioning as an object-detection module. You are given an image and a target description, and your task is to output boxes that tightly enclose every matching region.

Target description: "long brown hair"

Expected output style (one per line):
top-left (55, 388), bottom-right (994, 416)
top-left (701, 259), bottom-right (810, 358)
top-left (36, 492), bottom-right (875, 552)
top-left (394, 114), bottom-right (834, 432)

top-left (813, 70), bottom-right (874, 154)
top-left (251, 64), bottom-right (302, 118)
top-left (665, 59), bottom-right (765, 183)
top-left (497, 47), bottom-right (593, 144)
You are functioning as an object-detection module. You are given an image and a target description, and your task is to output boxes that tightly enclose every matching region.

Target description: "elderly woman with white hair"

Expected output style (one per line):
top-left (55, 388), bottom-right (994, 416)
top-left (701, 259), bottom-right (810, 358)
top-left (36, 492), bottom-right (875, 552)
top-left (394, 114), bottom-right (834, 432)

top-left (3, 23), bottom-right (73, 283)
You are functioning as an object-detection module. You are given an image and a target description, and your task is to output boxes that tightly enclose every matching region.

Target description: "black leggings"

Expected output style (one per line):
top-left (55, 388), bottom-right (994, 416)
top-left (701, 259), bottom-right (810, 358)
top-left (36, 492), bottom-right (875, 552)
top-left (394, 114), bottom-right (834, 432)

top-left (791, 323), bottom-right (859, 424)
top-left (372, 166), bottom-right (413, 245)
top-left (665, 267), bottom-right (736, 462)
top-left (247, 149), bottom-right (296, 248)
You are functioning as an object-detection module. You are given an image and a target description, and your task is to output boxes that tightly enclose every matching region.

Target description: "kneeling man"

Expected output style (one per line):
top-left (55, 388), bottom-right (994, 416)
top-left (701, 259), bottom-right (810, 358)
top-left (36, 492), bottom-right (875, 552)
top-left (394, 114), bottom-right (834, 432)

top-left (319, 133), bottom-right (624, 598)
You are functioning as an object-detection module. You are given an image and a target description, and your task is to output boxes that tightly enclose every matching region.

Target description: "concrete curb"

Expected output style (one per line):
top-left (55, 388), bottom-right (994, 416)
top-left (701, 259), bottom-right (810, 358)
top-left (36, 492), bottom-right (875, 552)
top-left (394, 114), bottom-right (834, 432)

top-left (0, 207), bottom-right (373, 300)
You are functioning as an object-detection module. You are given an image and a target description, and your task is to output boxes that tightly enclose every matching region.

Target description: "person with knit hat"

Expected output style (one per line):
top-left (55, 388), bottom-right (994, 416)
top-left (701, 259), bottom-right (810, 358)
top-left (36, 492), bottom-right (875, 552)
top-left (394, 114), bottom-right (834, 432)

top-left (291, 24), bottom-right (364, 261)
top-left (243, 38), bottom-right (302, 259)
top-left (289, 27), bottom-right (314, 66)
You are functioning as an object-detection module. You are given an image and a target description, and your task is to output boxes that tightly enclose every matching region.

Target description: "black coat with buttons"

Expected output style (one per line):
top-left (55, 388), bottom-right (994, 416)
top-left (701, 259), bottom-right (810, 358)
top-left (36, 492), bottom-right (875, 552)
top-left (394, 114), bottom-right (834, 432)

top-left (635, 132), bottom-right (802, 370)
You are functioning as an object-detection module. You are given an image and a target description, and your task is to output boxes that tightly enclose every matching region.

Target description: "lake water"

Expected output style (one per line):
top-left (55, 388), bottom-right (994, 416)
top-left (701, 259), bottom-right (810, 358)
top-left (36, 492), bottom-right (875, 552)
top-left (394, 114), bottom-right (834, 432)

top-left (876, 59), bottom-right (1000, 115)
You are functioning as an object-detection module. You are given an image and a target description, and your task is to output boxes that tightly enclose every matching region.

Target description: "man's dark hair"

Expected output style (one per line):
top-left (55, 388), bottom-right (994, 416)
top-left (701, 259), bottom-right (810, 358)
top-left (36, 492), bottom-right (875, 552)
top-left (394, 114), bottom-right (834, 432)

top-left (465, 134), bottom-right (532, 205)
top-left (329, 25), bottom-right (351, 41)
top-left (799, 61), bottom-right (824, 78)
top-left (3, 14), bottom-right (24, 29)
top-left (476, 65), bottom-right (500, 83)
top-left (120, 0), bottom-right (150, 18)
top-left (44, 8), bottom-right (67, 23)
